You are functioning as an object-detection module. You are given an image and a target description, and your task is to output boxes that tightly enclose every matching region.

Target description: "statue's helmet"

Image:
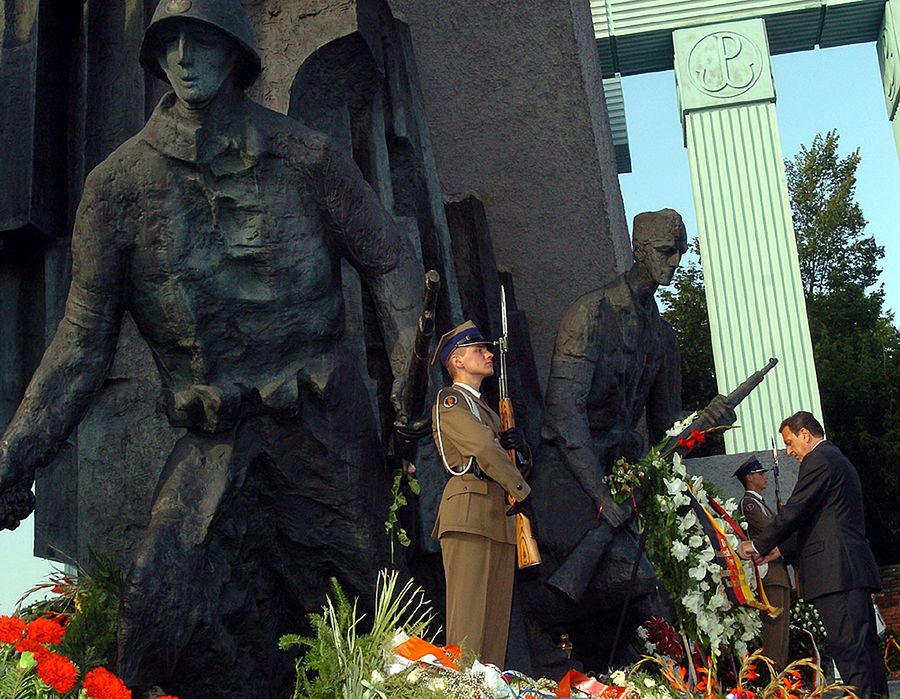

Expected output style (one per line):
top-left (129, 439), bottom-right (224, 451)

top-left (140, 0), bottom-right (262, 89)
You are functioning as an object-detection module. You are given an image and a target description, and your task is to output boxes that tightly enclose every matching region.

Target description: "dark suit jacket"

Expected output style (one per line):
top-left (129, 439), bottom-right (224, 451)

top-left (754, 440), bottom-right (880, 600)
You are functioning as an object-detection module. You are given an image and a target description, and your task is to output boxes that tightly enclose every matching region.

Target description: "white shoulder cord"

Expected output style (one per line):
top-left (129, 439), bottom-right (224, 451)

top-left (435, 389), bottom-right (481, 476)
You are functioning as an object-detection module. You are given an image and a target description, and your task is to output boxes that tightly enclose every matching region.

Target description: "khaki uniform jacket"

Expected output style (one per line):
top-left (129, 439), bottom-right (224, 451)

top-left (741, 491), bottom-right (790, 588)
top-left (431, 385), bottom-right (531, 544)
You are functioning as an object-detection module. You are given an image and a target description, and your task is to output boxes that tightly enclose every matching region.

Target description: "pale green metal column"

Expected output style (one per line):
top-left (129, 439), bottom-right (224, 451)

top-left (673, 19), bottom-right (823, 453)
top-left (878, 0), bottom-right (900, 165)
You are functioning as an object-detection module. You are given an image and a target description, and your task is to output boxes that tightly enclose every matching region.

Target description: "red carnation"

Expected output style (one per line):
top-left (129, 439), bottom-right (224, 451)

top-left (0, 615), bottom-right (26, 644)
top-left (26, 616), bottom-right (67, 645)
top-left (16, 637), bottom-right (51, 661)
top-left (677, 429), bottom-right (707, 451)
top-left (83, 666), bottom-right (133, 699)
top-left (36, 651), bottom-right (79, 694)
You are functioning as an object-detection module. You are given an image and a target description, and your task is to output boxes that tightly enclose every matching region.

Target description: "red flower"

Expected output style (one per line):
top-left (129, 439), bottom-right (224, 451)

top-left (83, 667), bottom-right (133, 699)
top-left (36, 651), bottom-right (79, 694)
top-left (16, 637), bottom-right (51, 661)
top-left (26, 616), bottom-right (67, 645)
top-left (159, 696), bottom-right (181, 699)
top-left (677, 429), bottom-right (707, 450)
top-left (0, 615), bottom-right (26, 644)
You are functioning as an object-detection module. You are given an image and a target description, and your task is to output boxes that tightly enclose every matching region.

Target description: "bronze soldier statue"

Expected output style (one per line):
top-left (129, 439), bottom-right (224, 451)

top-left (519, 209), bottom-right (734, 673)
top-left (0, 1), bottom-right (423, 696)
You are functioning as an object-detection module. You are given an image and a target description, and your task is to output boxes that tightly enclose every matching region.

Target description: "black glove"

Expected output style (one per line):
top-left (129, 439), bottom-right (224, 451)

top-left (506, 495), bottom-right (537, 537)
top-left (499, 427), bottom-right (527, 452)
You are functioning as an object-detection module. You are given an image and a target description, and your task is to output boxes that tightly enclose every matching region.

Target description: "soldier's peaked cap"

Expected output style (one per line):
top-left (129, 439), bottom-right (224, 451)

top-left (140, 0), bottom-right (262, 89)
top-left (732, 456), bottom-right (769, 481)
top-left (432, 321), bottom-right (492, 367)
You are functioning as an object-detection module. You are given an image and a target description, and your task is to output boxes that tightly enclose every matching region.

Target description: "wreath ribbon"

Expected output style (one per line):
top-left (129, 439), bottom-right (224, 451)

top-left (688, 492), bottom-right (781, 618)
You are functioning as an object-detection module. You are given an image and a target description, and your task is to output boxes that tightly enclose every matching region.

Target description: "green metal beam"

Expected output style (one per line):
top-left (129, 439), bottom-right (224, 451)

top-left (593, 0), bottom-right (887, 76)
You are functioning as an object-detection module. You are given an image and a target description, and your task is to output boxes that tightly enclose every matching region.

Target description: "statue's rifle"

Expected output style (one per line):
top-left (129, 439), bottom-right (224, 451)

top-left (497, 285), bottom-right (541, 569)
top-left (393, 270), bottom-right (441, 460)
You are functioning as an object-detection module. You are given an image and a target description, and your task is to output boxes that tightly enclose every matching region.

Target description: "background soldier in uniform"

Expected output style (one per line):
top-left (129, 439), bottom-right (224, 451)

top-left (431, 321), bottom-right (532, 667)
top-left (735, 456), bottom-right (791, 670)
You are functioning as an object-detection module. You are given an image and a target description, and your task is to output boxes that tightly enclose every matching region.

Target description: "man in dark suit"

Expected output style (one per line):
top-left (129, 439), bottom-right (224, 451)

top-left (738, 411), bottom-right (887, 698)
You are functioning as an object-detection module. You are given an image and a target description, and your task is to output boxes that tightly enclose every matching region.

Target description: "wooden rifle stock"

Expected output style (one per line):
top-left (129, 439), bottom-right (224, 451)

top-left (498, 397), bottom-right (541, 569)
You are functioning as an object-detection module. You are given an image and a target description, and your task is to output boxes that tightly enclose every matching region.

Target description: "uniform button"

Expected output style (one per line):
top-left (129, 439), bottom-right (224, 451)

top-left (516, 485), bottom-right (523, 490)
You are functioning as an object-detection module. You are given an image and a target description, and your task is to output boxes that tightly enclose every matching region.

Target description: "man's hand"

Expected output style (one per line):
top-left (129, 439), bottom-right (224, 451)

top-left (737, 540), bottom-right (759, 561)
top-left (759, 546), bottom-right (782, 565)
top-left (499, 427), bottom-right (526, 452)
top-left (507, 495), bottom-right (537, 536)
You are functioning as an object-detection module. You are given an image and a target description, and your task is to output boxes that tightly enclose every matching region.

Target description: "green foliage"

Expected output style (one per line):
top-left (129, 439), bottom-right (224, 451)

top-left (281, 570), bottom-right (433, 699)
top-left (785, 131), bottom-right (880, 297)
top-left (19, 551), bottom-right (122, 673)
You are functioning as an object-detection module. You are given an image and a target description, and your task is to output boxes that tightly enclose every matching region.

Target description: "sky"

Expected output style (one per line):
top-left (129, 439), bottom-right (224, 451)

top-left (2, 42), bottom-right (899, 615)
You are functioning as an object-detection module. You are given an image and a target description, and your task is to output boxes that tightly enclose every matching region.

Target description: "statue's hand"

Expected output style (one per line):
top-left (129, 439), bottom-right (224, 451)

top-left (0, 489), bottom-right (36, 531)
top-left (698, 394), bottom-right (737, 430)
top-left (390, 372), bottom-right (410, 427)
top-left (0, 449), bottom-right (36, 530)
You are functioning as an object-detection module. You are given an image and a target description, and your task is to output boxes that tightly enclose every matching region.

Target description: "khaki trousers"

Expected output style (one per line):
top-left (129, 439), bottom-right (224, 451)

top-left (440, 531), bottom-right (516, 667)
top-left (761, 583), bottom-right (790, 671)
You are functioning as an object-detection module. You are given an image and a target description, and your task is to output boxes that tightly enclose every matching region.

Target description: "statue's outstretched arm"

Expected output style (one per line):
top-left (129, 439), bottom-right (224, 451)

top-left (0, 172), bottom-right (126, 500)
top-left (318, 140), bottom-right (424, 420)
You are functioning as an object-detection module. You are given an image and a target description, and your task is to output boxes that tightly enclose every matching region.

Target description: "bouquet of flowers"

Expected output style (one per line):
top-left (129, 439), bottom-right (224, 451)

top-left (606, 414), bottom-right (763, 659)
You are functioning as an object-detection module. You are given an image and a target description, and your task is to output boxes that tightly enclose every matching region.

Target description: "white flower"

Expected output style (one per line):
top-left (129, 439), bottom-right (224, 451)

top-left (689, 562), bottom-right (708, 580)
top-left (644, 677), bottom-right (657, 688)
top-left (680, 510), bottom-right (698, 531)
top-left (672, 540), bottom-right (689, 561)
top-left (698, 546), bottom-right (715, 563)
top-left (672, 452), bottom-right (687, 477)
top-left (665, 477), bottom-right (684, 496)
top-left (667, 412), bottom-right (699, 436)
top-left (610, 669), bottom-right (627, 685)
top-left (688, 534), bottom-right (704, 549)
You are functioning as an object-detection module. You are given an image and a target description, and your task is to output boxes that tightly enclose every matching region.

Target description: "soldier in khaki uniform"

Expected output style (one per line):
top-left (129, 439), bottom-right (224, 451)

top-left (431, 321), bottom-right (533, 667)
top-left (735, 457), bottom-right (792, 670)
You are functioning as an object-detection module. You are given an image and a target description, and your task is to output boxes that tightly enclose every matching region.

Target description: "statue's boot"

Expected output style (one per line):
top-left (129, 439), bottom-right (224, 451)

top-left (117, 431), bottom-right (241, 691)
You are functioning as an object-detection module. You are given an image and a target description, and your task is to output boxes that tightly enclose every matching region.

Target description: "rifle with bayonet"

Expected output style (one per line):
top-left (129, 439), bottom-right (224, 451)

top-left (497, 285), bottom-right (541, 569)
top-left (771, 435), bottom-right (784, 512)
